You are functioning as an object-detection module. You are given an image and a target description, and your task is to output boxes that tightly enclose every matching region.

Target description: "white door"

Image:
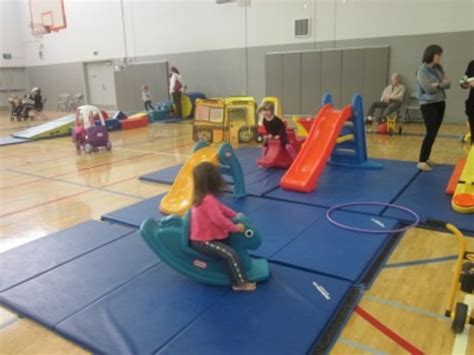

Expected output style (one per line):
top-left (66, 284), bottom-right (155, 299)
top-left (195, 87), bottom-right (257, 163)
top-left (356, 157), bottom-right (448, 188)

top-left (85, 61), bottom-right (116, 108)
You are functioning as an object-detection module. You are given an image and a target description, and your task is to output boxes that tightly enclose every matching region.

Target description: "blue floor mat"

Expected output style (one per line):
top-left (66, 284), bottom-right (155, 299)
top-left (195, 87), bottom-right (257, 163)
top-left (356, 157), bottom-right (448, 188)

top-left (0, 232), bottom-right (159, 328)
top-left (383, 164), bottom-right (474, 235)
top-left (55, 264), bottom-right (353, 354)
top-left (101, 193), bottom-right (271, 229)
top-left (265, 159), bottom-right (419, 214)
top-left (271, 210), bottom-right (399, 283)
top-left (0, 136), bottom-right (30, 146)
top-left (0, 220), bottom-right (133, 292)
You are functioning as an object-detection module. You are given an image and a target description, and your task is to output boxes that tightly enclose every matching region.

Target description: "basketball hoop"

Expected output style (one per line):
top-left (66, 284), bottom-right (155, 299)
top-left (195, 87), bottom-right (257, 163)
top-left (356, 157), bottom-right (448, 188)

top-left (30, 23), bottom-right (51, 39)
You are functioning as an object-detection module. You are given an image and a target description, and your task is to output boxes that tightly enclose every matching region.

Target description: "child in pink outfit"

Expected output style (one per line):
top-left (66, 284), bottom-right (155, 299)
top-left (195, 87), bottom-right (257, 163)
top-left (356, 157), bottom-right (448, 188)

top-left (190, 162), bottom-right (256, 292)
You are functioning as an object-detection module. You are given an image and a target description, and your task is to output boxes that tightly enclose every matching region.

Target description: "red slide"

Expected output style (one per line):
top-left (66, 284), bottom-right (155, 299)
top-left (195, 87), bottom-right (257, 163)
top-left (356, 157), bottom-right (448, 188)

top-left (280, 104), bottom-right (352, 192)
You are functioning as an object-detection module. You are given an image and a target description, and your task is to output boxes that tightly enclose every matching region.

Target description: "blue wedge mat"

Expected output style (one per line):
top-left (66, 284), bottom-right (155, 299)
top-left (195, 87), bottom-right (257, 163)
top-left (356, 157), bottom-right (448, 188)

top-left (55, 263), bottom-right (353, 354)
top-left (101, 193), bottom-right (271, 229)
top-left (266, 158), bottom-right (419, 214)
top-left (139, 147), bottom-right (263, 184)
top-left (0, 136), bottom-right (30, 146)
top-left (383, 164), bottom-right (474, 235)
top-left (0, 232), bottom-right (159, 328)
top-left (271, 210), bottom-right (399, 283)
top-left (0, 220), bottom-right (133, 292)
top-left (158, 265), bottom-right (353, 355)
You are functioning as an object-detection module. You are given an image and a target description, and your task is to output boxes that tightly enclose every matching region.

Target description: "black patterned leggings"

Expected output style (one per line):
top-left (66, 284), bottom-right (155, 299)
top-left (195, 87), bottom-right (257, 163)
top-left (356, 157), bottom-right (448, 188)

top-left (191, 240), bottom-right (247, 286)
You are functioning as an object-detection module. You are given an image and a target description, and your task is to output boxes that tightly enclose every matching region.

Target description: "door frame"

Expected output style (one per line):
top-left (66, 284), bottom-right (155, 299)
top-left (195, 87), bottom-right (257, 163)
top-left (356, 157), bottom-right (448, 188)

top-left (83, 60), bottom-right (116, 110)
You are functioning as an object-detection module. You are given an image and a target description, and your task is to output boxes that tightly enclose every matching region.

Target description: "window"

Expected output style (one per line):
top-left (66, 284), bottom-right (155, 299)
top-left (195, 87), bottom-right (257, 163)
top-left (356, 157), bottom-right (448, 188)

top-left (195, 106), bottom-right (210, 121)
top-left (209, 108), bottom-right (224, 123)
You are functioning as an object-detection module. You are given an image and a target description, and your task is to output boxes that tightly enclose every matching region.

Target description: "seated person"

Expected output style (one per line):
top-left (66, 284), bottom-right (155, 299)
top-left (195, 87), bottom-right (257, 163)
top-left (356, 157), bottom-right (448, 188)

top-left (366, 73), bottom-right (405, 124)
top-left (259, 102), bottom-right (296, 159)
top-left (21, 87), bottom-right (43, 118)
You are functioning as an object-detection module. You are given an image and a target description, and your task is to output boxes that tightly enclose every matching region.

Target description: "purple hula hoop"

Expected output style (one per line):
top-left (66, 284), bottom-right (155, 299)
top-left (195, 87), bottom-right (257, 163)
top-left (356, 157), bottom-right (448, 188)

top-left (326, 202), bottom-right (420, 234)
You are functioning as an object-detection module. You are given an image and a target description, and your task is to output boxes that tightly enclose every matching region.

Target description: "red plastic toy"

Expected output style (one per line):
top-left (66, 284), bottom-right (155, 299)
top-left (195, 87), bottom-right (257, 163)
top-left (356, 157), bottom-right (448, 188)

top-left (257, 129), bottom-right (304, 168)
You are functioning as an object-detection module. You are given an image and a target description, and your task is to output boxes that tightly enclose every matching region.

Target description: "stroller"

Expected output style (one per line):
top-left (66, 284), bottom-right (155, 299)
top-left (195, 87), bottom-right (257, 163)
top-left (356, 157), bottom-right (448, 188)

top-left (8, 96), bottom-right (26, 122)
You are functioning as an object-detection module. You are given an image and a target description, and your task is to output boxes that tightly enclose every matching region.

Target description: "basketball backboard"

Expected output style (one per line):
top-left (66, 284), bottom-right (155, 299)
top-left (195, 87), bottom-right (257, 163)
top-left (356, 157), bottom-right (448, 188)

top-left (29, 0), bottom-right (67, 34)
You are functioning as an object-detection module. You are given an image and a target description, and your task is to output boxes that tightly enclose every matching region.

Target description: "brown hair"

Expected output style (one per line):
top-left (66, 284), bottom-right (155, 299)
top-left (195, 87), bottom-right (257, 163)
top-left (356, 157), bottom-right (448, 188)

top-left (193, 162), bottom-right (226, 205)
top-left (257, 102), bottom-right (274, 114)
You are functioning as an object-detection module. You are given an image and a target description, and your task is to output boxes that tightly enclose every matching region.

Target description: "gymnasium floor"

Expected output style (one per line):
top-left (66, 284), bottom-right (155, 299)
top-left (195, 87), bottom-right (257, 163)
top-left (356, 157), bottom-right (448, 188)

top-left (0, 111), bottom-right (473, 354)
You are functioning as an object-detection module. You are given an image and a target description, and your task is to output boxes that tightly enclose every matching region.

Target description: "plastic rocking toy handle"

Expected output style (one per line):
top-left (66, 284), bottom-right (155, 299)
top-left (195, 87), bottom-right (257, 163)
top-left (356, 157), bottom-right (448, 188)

top-left (426, 218), bottom-right (448, 229)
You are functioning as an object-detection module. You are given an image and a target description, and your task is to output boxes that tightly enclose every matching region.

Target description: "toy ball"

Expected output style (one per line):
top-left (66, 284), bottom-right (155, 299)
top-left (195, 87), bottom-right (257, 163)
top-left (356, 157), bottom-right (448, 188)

top-left (377, 123), bottom-right (388, 135)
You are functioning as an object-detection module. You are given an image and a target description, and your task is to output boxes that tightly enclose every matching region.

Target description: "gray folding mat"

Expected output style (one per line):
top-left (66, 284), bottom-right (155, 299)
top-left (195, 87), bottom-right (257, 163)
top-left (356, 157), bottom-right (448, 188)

top-left (341, 48), bottom-right (365, 105)
top-left (282, 51), bottom-right (302, 114)
top-left (301, 50), bottom-right (322, 115)
top-left (265, 52), bottom-right (283, 100)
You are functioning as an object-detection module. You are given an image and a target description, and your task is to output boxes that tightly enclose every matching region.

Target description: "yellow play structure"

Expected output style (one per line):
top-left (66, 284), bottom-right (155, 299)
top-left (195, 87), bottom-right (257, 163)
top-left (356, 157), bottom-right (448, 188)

top-left (192, 97), bottom-right (257, 144)
top-left (451, 146), bottom-right (474, 214)
top-left (159, 141), bottom-right (246, 216)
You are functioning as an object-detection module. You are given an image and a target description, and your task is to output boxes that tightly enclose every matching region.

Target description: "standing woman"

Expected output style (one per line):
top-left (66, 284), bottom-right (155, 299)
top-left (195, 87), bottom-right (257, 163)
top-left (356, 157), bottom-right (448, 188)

top-left (416, 45), bottom-right (451, 171)
top-left (461, 60), bottom-right (474, 145)
top-left (169, 66), bottom-right (186, 118)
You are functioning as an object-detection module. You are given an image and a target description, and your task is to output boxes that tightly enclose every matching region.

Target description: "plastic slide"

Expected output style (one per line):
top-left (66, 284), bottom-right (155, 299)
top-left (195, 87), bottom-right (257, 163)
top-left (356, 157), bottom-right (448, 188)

top-left (159, 145), bottom-right (219, 216)
top-left (452, 147), bottom-right (474, 213)
top-left (280, 104), bottom-right (352, 192)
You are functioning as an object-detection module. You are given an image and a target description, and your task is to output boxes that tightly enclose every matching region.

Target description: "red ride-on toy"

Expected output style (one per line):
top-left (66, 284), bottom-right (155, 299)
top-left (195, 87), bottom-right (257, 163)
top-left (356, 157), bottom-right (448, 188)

top-left (72, 105), bottom-right (112, 154)
top-left (257, 129), bottom-right (304, 168)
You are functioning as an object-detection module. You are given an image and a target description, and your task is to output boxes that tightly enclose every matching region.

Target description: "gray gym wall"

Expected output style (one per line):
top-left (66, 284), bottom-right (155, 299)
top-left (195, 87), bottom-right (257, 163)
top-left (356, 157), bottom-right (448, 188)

top-left (16, 30), bottom-right (474, 123)
top-left (265, 46), bottom-right (390, 115)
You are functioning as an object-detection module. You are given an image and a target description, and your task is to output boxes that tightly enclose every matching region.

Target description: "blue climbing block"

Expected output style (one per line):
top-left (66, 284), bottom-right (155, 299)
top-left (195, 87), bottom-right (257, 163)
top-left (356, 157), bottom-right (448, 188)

top-left (271, 210), bottom-right (399, 283)
top-left (113, 111), bottom-right (128, 120)
top-left (0, 232), bottom-right (159, 327)
top-left (0, 220), bottom-right (133, 292)
top-left (266, 158), bottom-right (419, 214)
top-left (158, 264), bottom-right (354, 355)
top-left (105, 118), bottom-right (121, 131)
top-left (383, 164), bottom-right (474, 235)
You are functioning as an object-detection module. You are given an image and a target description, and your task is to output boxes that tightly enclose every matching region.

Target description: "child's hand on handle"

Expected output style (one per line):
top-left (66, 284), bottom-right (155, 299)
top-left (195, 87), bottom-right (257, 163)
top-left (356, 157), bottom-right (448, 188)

top-left (236, 223), bottom-right (245, 232)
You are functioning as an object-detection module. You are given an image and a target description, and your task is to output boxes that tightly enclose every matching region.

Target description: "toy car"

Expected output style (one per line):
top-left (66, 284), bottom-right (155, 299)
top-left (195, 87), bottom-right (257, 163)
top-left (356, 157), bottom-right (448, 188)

top-left (72, 105), bottom-right (112, 153)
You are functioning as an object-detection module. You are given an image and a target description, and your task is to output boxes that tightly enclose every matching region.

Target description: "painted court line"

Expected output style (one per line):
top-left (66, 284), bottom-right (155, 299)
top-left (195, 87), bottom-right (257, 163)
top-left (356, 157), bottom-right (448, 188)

top-left (0, 189), bottom-right (91, 219)
top-left (384, 255), bottom-right (458, 268)
top-left (451, 294), bottom-right (474, 355)
top-left (6, 169), bottom-right (145, 200)
top-left (355, 305), bottom-right (424, 355)
top-left (1, 152), bottom-right (154, 191)
top-left (339, 337), bottom-right (388, 355)
top-left (364, 295), bottom-right (448, 321)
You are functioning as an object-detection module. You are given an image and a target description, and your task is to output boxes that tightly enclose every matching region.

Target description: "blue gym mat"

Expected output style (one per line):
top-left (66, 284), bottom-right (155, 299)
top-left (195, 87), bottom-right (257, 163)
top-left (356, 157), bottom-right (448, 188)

top-left (271, 210), bottom-right (399, 283)
top-left (383, 164), bottom-right (474, 235)
top-left (0, 220), bottom-right (133, 292)
top-left (101, 193), bottom-right (271, 229)
top-left (265, 159), bottom-right (420, 214)
top-left (100, 192), bottom-right (393, 284)
top-left (0, 232), bottom-right (159, 328)
top-left (157, 265), bottom-right (354, 355)
top-left (56, 264), bottom-right (354, 354)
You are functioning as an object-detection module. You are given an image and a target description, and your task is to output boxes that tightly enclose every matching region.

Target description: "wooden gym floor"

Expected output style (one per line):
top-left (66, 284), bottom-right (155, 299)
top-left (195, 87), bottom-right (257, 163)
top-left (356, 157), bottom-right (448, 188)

top-left (0, 111), bottom-right (472, 354)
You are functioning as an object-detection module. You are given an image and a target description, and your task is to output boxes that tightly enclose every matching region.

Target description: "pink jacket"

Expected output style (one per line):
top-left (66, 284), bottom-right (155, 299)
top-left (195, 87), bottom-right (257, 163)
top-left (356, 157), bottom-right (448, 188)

top-left (190, 194), bottom-right (239, 241)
